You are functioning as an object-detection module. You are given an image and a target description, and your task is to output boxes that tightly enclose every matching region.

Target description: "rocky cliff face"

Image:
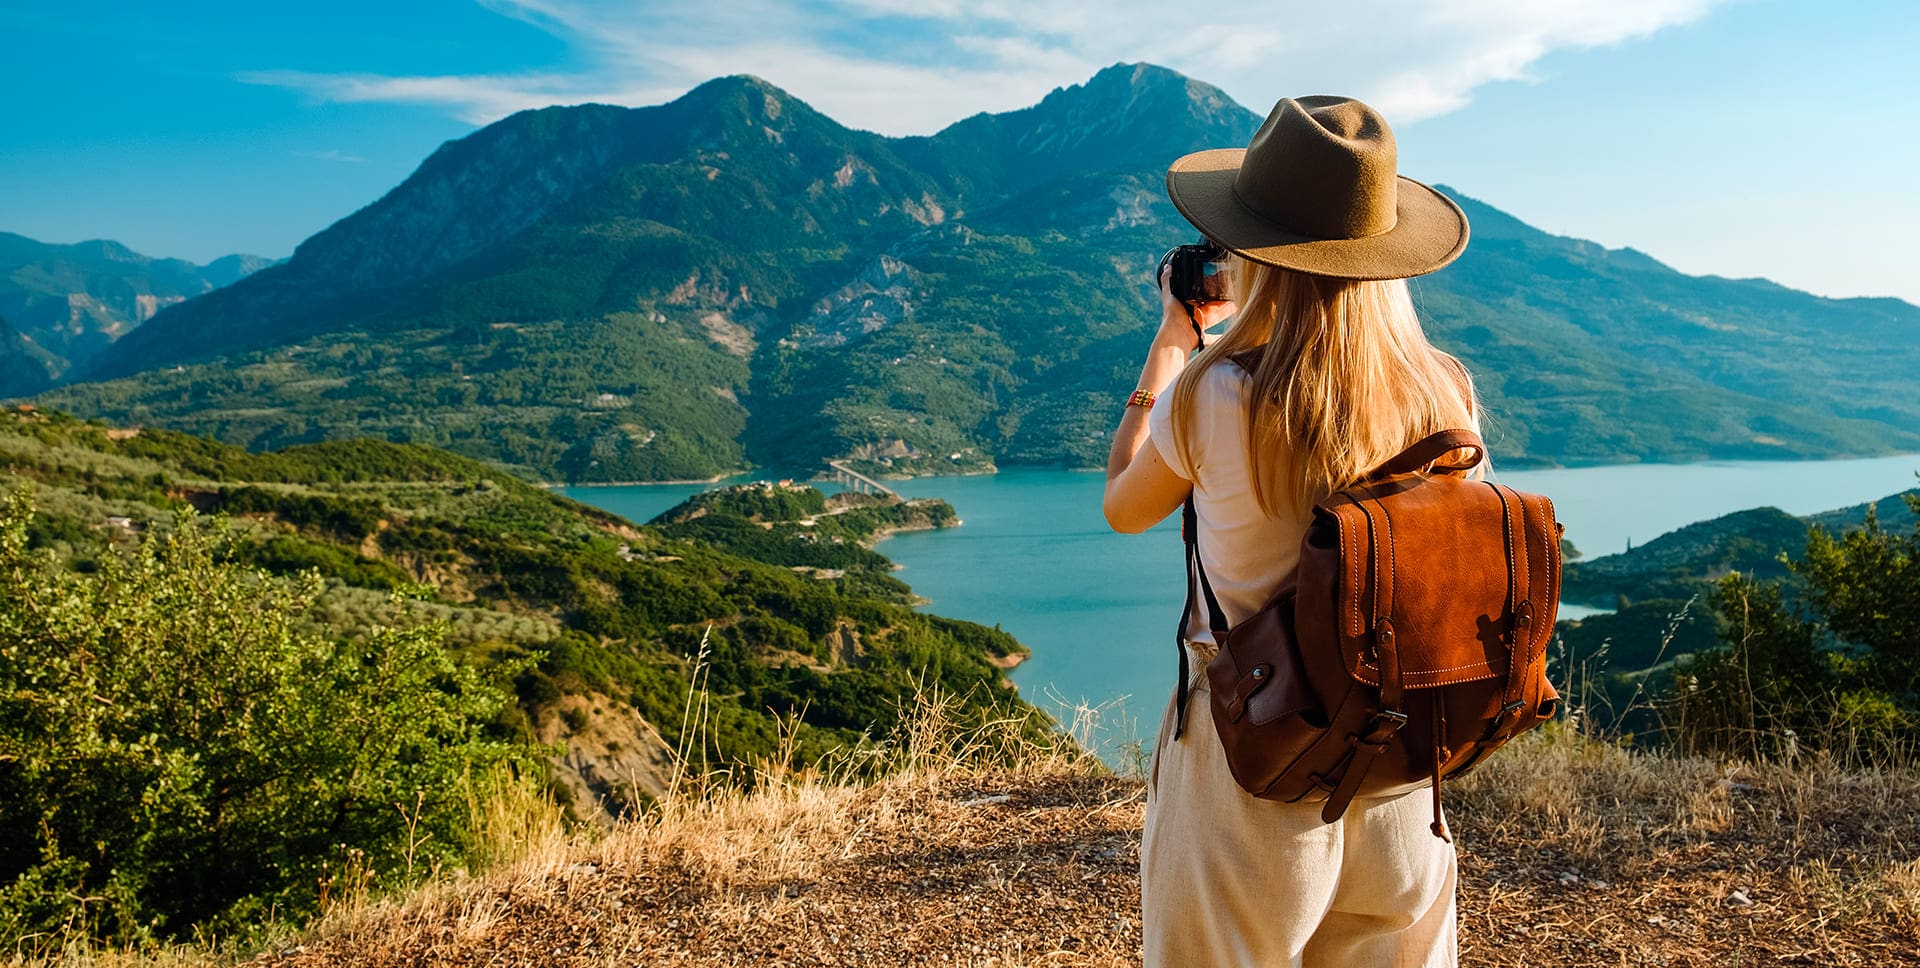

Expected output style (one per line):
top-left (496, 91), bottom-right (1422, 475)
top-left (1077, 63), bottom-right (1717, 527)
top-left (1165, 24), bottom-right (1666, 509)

top-left (790, 255), bottom-right (916, 349)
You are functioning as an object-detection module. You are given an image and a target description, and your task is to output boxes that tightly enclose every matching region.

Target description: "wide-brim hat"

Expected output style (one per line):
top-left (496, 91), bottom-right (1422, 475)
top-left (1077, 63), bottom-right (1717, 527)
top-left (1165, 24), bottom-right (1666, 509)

top-left (1166, 95), bottom-right (1468, 280)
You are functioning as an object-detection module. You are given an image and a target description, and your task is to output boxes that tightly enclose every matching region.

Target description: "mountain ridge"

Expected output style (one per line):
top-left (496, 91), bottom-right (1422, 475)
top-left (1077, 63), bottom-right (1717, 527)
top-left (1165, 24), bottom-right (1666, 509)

top-left (26, 62), bottom-right (1920, 481)
top-left (0, 231), bottom-right (274, 394)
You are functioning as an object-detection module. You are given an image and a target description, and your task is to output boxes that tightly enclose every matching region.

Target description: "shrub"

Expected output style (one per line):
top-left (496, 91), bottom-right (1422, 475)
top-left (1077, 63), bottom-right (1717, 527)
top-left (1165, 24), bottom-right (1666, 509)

top-left (0, 493), bottom-right (534, 947)
top-left (1664, 495), bottom-right (1919, 761)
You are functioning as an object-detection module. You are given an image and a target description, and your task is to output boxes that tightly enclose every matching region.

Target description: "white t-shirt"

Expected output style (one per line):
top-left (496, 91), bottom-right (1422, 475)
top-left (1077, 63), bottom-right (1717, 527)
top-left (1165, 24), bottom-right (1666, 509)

top-left (1147, 360), bottom-right (1308, 659)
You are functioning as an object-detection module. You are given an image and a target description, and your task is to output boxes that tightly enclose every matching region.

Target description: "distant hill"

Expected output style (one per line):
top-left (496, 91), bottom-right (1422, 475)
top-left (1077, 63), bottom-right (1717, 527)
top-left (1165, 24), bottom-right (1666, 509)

top-left (1553, 486), bottom-right (1919, 685)
top-left (198, 252), bottom-right (278, 288)
top-left (1809, 488), bottom-right (1920, 533)
top-left (0, 232), bottom-right (273, 393)
top-left (31, 64), bottom-right (1920, 481)
top-left (1561, 506), bottom-right (1811, 608)
top-left (1562, 488), bottom-right (1920, 609)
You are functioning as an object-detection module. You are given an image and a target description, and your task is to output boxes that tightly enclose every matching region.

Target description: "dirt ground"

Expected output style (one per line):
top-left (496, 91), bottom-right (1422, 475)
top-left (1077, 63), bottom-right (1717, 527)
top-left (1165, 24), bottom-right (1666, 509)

top-left (252, 737), bottom-right (1920, 967)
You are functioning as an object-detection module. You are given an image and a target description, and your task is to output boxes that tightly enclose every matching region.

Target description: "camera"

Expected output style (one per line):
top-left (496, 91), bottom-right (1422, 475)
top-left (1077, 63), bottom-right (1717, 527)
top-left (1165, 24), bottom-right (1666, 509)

top-left (1158, 237), bottom-right (1232, 303)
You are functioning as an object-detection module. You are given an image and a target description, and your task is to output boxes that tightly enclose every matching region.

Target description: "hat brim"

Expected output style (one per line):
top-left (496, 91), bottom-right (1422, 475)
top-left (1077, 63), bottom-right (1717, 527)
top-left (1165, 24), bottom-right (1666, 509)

top-left (1166, 148), bottom-right (1469, 281)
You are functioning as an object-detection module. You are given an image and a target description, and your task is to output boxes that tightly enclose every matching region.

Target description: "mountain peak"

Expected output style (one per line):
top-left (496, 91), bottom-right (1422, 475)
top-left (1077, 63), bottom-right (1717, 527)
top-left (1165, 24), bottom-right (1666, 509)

top-left (1086, 61), bottom-right (1190, 89)
top-left (1055, 61), bottom-right (1243, 119)
top-left (647, 70), bottom-right (877, 148)
top-left (681, 72), bottom-right (796, 105)
top-left (916, 62), bottom-right (1258, 199)
top-left (76, 239), bottom-right (143, 263)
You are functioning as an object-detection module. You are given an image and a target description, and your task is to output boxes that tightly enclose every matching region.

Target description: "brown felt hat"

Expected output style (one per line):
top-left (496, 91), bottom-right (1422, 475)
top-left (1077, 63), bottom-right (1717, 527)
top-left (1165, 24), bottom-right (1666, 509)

top-left (1166, 95), bottom-right (1468, 280)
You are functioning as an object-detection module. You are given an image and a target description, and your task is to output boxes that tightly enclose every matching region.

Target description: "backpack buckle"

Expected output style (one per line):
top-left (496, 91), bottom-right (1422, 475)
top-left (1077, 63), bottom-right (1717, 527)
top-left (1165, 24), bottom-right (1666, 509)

top-left (1358, 709), bottom-right (1409, 744)
top-left (1483, 699), bottom-right (1527, 739)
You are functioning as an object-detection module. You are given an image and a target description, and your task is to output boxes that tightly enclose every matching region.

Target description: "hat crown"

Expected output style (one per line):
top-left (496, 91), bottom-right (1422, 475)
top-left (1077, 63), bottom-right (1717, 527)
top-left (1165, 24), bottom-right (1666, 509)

top-left (1233, 96), bottom-right (1400, 241)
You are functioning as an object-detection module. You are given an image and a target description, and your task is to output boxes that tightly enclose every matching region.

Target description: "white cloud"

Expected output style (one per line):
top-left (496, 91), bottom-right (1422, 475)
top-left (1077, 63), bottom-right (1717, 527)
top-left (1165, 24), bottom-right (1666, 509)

top-left (237, 69), bottom-right (681, 125)
top-left (240, 0), bottom-right (1727, 134)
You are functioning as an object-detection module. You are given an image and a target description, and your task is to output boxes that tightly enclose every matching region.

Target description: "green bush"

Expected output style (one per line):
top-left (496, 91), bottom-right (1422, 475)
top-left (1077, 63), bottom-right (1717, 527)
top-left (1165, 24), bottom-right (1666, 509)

top-left (1664, 495), bottom-right (1919, 760)
top-left (240, 532), bottom-right (414, 591)
top-left (0, 494), bottom-right (533, 946)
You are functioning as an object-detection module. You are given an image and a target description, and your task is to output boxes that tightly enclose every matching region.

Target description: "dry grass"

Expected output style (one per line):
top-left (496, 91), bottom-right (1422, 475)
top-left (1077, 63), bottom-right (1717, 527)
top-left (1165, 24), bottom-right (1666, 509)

top-left (251, 765), bottom-right (1138, 967)
top-left (1449, 726), bottom-right (1920, 966)
top-left (14, 703), bottom-right (1919, 967)
top-left (248, 689), bottom-right (1125, 968)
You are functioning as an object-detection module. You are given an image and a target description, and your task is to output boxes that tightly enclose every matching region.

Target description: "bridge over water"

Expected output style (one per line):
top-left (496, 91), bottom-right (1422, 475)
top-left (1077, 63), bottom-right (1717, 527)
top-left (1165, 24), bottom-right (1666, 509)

top-left (823, 460), bottom-right (898, 499)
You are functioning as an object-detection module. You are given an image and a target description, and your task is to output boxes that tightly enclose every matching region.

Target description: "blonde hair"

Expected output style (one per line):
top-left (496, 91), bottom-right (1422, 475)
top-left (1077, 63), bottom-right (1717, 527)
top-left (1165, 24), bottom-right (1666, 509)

top-left (1167, 255), bottom-right (1481, 518)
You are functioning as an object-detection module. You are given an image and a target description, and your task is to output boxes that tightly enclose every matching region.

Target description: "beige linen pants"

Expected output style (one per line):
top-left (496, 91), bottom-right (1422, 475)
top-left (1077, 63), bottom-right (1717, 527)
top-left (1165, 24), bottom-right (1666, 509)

top-left (1141, 678), bottom-right (1458, 968)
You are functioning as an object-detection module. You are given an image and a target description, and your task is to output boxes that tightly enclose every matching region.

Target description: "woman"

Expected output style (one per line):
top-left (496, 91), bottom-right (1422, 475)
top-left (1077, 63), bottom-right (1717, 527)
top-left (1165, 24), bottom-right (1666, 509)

top-left (1102, 96), bottom-right (1479, 967)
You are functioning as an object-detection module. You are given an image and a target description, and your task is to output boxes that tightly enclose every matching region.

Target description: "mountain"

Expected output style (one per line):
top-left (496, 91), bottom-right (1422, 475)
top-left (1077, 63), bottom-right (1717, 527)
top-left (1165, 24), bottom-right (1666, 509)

top-left (1419, 196), bottom-right (1920, 462)
top-left (0, 232), bottom-right (273, 391)
top-left (34, 64), bottom-right (1920, 482)
top-left (199, 252), bottom-right (278, 288)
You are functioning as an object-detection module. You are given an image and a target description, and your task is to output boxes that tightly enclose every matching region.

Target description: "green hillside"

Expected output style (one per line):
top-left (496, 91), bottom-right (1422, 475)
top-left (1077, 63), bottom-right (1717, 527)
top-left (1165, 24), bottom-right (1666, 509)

top-left (24, 64), bottom-right (1920, 481)
top-left (1562, 488), bottom-right (1920, 610)
top-left (1554, 486), bottom-right (1920, 697)
top-left (0, 407), bottom-right (1033, 802)
top-left (0, 314), bottom-right (61, 396)
top-left (1421, 195), bottom-right (1920, 463)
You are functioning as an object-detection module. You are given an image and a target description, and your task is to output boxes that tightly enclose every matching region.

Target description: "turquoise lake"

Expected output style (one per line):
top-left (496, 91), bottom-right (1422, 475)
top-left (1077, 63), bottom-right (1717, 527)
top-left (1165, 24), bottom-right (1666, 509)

top-left (563, 453), bottom-right (1920, 748)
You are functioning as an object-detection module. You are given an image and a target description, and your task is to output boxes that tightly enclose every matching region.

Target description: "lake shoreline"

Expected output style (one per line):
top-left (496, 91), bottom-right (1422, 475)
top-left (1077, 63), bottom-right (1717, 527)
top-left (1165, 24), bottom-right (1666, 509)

top-left (540, 473), bottom-right (736, 487)
top-left (862, 518), bottom-right (951, 549)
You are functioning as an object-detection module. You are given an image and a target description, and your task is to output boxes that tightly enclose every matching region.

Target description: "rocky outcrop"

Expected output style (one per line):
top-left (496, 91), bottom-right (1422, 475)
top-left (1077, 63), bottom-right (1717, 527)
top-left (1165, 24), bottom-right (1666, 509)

top-left (789, 255), bottom-right (916, 349)
top-left (533, 691), bottom-right (680, 821)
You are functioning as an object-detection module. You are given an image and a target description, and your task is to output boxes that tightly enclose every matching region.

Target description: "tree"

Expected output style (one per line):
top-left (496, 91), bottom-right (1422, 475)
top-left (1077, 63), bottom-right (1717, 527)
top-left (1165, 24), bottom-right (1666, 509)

top-left (1798, 498), bottom-right (1920, 696)
top-left (1666, 494), bottom-right (1919, 760)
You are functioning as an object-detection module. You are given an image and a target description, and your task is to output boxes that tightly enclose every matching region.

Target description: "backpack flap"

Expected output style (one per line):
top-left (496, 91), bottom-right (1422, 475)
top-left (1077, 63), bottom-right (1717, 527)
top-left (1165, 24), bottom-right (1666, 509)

top-left (1321, 476), bottom-right (1560, 692)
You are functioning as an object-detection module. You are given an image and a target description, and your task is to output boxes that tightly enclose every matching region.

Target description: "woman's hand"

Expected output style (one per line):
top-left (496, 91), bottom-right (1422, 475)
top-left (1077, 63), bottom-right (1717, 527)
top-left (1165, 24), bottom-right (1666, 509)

top-left (1156, 264), bottom-right (1238, 352)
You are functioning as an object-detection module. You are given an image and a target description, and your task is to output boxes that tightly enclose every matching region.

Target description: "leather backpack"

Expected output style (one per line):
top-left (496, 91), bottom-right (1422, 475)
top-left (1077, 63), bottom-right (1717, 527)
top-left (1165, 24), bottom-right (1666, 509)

top-left (1174, 429), bottom-right (1562, 840)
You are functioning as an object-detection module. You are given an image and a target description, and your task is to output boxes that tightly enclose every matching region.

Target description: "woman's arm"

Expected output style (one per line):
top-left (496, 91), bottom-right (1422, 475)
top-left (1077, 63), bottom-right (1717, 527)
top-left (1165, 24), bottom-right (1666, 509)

top-left (1101, 343), bottom-right (1191, 534)
top-left (1103, 276), bottom-right (1236, 533)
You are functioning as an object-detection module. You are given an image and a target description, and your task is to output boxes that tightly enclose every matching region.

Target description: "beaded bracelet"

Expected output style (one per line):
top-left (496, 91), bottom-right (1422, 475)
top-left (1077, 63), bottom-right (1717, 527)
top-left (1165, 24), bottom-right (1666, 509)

top-left (1126, 388), bottom-right (1157, 409)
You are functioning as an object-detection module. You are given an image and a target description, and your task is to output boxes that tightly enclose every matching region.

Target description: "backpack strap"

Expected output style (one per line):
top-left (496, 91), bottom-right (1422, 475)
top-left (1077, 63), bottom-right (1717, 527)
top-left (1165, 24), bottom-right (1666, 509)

top-left (1483, 482), bottom-right (1538, 742)
top-left (1173, 496), bottom-right (1228, 740)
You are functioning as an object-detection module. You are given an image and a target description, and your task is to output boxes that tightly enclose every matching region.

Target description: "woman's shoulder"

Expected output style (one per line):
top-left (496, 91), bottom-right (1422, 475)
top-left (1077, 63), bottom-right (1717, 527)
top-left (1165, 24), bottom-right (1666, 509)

top-left (1197, 355), bottom-right (1254, 401)
top-left (1171, 358), bottom-right (1252, 438)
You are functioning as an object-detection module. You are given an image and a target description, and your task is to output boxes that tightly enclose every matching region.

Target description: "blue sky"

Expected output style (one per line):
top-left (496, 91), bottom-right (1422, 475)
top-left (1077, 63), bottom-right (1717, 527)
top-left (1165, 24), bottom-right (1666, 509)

top-left (2, 0), bottom-right (1915, 303)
